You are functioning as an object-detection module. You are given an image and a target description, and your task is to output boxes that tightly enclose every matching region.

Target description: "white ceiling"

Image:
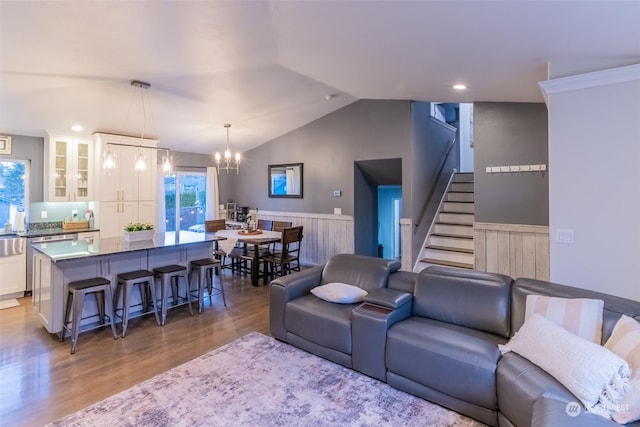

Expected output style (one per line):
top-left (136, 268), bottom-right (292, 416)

top-left (1, 1), bottom-right (639, 154)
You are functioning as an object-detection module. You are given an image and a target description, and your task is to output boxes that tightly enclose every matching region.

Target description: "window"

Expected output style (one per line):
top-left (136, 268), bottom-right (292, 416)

top-left (0, 160), bottom-right (29, 228)
top-left (164, 172), bottom-right (206, 232)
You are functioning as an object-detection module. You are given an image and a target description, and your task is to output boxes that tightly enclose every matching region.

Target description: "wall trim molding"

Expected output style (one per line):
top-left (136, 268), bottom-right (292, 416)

top-left (257, 210), bottom-right (353, 221)
top-left (474, 222), bottom-right (549, 234)
top-left (539, 63), bottom-right (640, 95)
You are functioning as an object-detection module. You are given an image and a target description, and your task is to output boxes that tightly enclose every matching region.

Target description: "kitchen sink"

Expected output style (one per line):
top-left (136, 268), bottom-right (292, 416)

top-left (0, 236), bottom-right (24, 257)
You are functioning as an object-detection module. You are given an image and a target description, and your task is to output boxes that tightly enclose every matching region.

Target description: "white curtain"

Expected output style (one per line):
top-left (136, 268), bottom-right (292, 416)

top-left (206, 167), bottom-right (220, 220)
top-left (156, 171), bottom-right (166, 232)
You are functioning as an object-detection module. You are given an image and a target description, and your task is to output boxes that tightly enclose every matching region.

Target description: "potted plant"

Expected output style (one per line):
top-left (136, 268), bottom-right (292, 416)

top-left (123, 222), bottom-right (155, 242)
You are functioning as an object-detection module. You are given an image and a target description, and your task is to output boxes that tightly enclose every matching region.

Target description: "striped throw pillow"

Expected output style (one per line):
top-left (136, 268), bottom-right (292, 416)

top-left (525, 295), bottom-right (604, 343)
top-left (605, 315), bottom-right (640, 423)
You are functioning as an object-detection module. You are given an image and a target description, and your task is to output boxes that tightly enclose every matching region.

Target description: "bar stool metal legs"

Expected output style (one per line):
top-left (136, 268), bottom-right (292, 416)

top-left (153, 265), bottom-right (193, 326)
top-left (61, 277), bottom-right (117, 354)
top-left (188, 258), bottom-right (225, 313)
top-left (113, 270), bottom-right (160, 337)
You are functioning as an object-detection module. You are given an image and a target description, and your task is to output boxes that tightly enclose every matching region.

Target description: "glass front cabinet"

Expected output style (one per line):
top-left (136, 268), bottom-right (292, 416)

top-left (44, 132), bottom-right (94, 202)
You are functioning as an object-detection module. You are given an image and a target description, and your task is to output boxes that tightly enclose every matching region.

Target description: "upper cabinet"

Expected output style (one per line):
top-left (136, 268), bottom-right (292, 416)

top-left (44, 132), bottom-right (94, 202)
top-left (93, 133), bottom-right (158, 237)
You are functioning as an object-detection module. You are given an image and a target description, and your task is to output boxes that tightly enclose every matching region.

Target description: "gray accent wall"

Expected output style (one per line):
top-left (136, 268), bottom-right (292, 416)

top-left (474, 103), bottom-right (549, 225)
top-left (229, 100), bottom-right (413, 217)
top-left (0, 134), bottom-right (44, 202)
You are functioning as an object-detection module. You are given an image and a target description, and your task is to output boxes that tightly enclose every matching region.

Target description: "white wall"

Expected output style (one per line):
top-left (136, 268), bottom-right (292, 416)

top-left (459, 103), bottom-right (474, 172)
top-left (541, 65), bottom-right (640, 301)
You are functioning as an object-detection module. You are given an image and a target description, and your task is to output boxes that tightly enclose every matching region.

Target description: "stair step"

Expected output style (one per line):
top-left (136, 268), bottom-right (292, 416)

top-left (439, 212), bottom-right (474, 225)
top-left (433, 223), bottom-right (474, 237)
top-left (429, 234), bottom-right (475, 250)
top-left (450, 182), bottom-right (474, 192)
top-left (418, 258), bottom-right (474, 270)
top-left (446, 192), bottom-right (474, 202)
top-left (422, 247), bottom-right (474, 264)
top-left (453, 173), bottom-right (474, 183)
top-left (426, 245), bottom-right (474, 254)
top-left (443, 201), bottom-right (474, 213)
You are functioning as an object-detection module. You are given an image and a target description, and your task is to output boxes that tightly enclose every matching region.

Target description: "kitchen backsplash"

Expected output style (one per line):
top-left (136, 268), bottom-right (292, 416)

top-left (28, 201), bottom-right (94, 230)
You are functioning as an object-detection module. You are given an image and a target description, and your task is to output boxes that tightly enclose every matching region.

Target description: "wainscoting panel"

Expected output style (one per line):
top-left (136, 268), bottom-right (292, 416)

top-left (474, 222), bottom-right (549, 281)
top-left (258, 211), bottom-right (354, 266)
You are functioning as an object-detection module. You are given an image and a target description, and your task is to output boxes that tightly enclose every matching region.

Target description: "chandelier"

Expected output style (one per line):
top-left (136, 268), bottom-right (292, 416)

top-left (214, 123), bottom-right (240, 174)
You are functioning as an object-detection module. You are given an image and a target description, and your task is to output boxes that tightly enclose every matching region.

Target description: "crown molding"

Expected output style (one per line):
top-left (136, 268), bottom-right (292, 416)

top-left (539, 63), bottom-right (640, 95)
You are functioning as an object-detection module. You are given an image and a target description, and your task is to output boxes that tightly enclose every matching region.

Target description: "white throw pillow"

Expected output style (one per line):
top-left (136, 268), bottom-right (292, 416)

top-left (525, 295), bottom-right (604, 343)
top-left (499, 313), bottom-right (630, 419)
top-left (311, 282), bottom-right (368, 304)
top-left (605, 315), bottom-right (640, 423)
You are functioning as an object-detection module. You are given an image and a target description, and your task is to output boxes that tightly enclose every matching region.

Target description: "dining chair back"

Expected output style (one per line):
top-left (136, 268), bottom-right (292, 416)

top-left (205, 219), bottom-right (227, 232)
top-left (257, 219), bottom-right (273, 231)
top-left (264, 226), bottom-right (303, 279)
top-left (271, 221), bottom-right (292, 233)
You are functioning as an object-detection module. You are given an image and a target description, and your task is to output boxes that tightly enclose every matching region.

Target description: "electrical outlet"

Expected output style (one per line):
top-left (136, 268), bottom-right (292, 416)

top-left (71, 209), bottom-right (78, 216)
top-left (556, 229), bottom-right (574, 244)
top-left (41, 210), bottom-right (47, 219)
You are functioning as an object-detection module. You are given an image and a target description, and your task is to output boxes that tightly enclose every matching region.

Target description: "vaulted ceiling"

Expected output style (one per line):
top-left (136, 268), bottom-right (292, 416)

top-left (1, 1), bottom-right (638, 154)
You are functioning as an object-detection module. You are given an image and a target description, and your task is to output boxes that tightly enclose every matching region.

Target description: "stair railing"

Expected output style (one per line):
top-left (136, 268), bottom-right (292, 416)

top-left (414, 136), bottom-right (458, 228)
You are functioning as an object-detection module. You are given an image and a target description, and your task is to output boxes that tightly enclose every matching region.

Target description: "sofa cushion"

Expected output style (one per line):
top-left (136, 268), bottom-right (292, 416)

top-left (497, 352), bottom-right (580, 427)
top-left (512, 278), bottom-right (640, 343)
top-left (311, 282), bottom-right (368, 304)
top-left (412, 266), bottom-right (513, 337)
top-left (320, 253), bottom-right (400, 292)
top-left (386, 316), bottom-right (507, 410)
top-left (525, 295), bottom-right (604, 343)
top-left (499, 314), bottom-right (630, 419)
top-left (286, 294), bottom-right (356, 354)
top-left (605, 315), bottom-right (640, 423)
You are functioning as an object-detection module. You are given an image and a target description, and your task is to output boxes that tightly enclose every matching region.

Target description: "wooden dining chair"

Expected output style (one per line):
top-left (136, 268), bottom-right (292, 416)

top-left (269, 220), bottom-right (292, 254)
top-left (257, 219), bottom-right (273, 231)
top-left (204, 219), bottom-right (230, 268)
top-left (264, 226), bottom-right (303, 280)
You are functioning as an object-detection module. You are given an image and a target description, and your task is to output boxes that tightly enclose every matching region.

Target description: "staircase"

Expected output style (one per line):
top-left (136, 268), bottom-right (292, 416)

top-left (415, 172), bottom-right (475, 272)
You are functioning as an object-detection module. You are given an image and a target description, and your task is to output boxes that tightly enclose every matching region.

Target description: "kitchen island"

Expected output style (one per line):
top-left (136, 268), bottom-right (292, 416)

top-left (32, 231), bottom-right (224, 334)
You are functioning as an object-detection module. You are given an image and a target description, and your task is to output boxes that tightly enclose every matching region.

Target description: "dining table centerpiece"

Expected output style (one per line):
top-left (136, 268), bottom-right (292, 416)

top-left (123, 222), bottom-right (155, 242)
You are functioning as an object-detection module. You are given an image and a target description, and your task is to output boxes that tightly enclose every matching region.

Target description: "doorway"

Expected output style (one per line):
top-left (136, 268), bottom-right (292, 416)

top-left (354, 158), bottom-right (402, 258)
top-left (164, 172), bottom-right (207, 232)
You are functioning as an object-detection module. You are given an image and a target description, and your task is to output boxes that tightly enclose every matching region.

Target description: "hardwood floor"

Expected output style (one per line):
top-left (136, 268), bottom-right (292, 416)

top-left (0, 271), bottom-right (271, 426)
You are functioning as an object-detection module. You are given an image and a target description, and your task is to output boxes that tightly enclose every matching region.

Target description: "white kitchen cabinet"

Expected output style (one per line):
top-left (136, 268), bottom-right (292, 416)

top-left (44, 132), bottom-right (94, 202)
top-left (94, 133), bottom-right (158, 237)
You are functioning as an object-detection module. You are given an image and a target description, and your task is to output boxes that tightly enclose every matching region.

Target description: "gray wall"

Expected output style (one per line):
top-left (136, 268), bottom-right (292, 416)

top-left (410, 103), bottom-right (458, 261)
top-left (229, 100), bottom-right (413, 217)
top-left (474, 102), bottom-right (549, 225)
top-left (0, 134), bottom-right (44, 202)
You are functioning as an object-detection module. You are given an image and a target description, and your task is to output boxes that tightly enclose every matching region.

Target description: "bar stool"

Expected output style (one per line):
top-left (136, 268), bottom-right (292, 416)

top-left (61, 277), bottom-right (117, 354)
top-left (188, 258), bottom-right (226, 314)
top-left (153, 264), bottom-right (193, 326)
top-left (113, 270), bottom-right (160, 337)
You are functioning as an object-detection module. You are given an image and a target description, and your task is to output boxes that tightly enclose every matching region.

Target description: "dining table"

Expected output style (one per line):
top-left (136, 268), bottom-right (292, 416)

top-left (215, 229), bottom-right (282, 286)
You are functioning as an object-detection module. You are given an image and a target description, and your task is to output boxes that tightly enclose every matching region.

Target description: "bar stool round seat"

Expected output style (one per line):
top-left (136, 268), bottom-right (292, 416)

top-left (114, 269), bottom-right (160, 337)
top-left (188, 258), bottom-right (226, 313)
top-left (61, 277), bottom-right (117, 354)
top-left (153, 264), bottom-right (193, 326)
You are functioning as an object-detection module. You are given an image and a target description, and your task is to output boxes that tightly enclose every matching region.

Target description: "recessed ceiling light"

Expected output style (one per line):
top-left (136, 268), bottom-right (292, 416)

top-left (453, 84), bottom-right (467, 90)
top-left (71, 124), bottom-right (83, 132)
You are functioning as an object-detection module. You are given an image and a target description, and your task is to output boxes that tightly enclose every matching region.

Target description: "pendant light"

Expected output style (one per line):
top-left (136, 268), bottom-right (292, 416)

top-left (214, 123), bottom-right (240, 174)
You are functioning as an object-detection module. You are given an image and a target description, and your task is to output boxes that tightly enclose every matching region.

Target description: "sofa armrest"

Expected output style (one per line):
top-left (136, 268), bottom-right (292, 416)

top-left (269, 265), bottom-right (324, 340)
top-left (531, 396), bottom-right (621, 427)
top-left (352, 294), bottom-right (412, 381)
top-left (365, 288), bottom-right (412, 310)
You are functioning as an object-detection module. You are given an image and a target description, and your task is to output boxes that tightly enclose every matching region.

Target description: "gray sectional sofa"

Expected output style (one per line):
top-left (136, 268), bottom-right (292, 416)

top-left (269, 254), bottom-right (640, 427)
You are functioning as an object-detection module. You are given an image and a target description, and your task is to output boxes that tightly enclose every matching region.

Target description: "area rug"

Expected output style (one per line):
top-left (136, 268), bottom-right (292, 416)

top-left (0, 298), bottom-right (19, 310)
top-left (48, 332), bottom-right (485, 427)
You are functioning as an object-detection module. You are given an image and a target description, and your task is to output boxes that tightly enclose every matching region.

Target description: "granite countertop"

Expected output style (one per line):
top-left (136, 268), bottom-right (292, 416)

top-left (32, 231), bottom-right (224, 262)
top-left (20, 228), bottom-right (100, 238)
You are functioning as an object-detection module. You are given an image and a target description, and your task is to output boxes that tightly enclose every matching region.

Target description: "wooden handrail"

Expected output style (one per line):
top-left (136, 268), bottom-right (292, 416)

top-left (414, 136), bottom-right (458, 227)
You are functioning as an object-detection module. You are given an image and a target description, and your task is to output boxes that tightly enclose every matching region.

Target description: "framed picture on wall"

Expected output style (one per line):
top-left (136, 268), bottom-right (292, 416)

top-left (0, 136), bottom-right (11, 154)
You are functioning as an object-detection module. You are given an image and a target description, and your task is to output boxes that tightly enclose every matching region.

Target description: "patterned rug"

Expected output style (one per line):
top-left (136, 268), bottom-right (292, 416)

top-left (48, 332), bottom-right (485, 427)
